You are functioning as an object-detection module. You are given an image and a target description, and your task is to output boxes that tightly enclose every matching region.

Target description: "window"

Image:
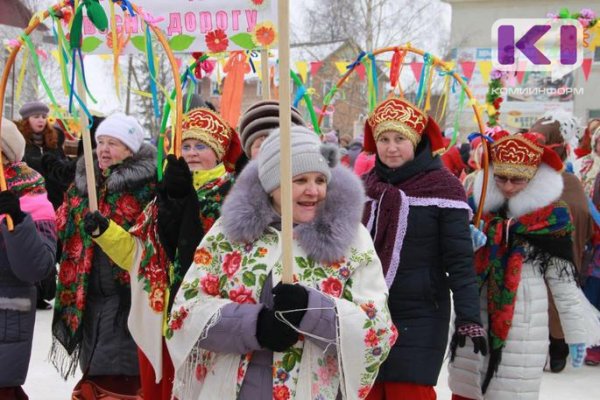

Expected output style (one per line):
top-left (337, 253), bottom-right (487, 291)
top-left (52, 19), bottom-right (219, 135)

top-left (323, 80), bottom-right (333, 99)
top-left (589, 109), bottom-right (600, 119)
top-left (256, 80), bottom-right (262, 97)
top-left (211, 80), bottom-right (220, 95)
top-left (322, 114), bottom-right (332, 129)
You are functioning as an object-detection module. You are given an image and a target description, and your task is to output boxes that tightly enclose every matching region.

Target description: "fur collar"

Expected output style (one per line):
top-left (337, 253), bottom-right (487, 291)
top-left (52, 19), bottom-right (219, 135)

top-left (473, 163), bottom-right (563, 218)
top-left (75, 143), bottom-right (156, 195)
top-left (220, 161), bottom-right (366, 263)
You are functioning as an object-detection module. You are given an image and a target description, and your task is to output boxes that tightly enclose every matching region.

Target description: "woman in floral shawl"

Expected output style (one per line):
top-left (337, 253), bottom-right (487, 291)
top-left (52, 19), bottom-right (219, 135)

top-left (50, 113), bottom-right (156, 399)
top-left (448, 131), bottom-right (600, 400)
top-left (165, 127), bottom-right (396, 399)
top-left (87, 107), bottom-right (242, 399)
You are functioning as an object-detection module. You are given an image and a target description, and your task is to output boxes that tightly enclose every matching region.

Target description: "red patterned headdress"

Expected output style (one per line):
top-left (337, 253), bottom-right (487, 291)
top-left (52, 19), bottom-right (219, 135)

top-left (490, 131), bottom-right (563, 179)
top-left (181, 108), bottom-right (243, 172)
top-left (363, 98), bottom-right (445, 154)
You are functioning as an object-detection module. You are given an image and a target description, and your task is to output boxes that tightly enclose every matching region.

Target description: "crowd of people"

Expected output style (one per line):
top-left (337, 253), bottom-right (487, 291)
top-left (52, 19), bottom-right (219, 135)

top-left (1, 96), bottom-right (600, 400)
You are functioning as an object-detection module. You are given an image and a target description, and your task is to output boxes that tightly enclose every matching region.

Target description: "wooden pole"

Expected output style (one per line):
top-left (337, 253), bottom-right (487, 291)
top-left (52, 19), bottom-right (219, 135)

top-left (260, 49), bottom-right (270, 100)
top-left (77, 71), bottom-right (98, 212)
top-left (125, 54), bottom-right (133, 115)
top-left (277, 0), bottom-right (294, 284)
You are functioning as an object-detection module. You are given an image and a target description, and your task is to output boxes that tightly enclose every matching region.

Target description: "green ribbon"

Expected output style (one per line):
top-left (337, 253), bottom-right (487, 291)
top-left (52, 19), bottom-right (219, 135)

top-left (21, 34), bottom-right (59, 108)
top-left (70, 0), bottom-right (108, 49)
top-left (290, 69), bottom-right (320, 135)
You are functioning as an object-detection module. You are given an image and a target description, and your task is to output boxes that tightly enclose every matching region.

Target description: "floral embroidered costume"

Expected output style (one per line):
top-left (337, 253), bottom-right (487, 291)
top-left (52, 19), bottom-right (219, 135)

top-left (448, 132), bottom-right (600, 400)
top-left (166, 128), bottom-right (396, 399)
top-left (50, 113), bottom-right (156, 398)
top-left (92, 108), bottom-right (242, 399)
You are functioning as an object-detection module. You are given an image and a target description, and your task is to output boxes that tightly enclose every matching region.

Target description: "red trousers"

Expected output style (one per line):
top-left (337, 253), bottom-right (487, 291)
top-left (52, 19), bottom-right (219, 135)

top-left (366, 382), bottom-right (437, 400)
top-left (137, 340), bottom-right (175, 400)
top-left (451, 395), bottom-right (475, 400)
top-left (0, 387), bottom-right (28, 400)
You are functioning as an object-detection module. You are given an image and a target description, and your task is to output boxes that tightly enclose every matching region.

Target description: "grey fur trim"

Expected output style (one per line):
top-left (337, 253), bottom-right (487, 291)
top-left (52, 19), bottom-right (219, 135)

top-left (221, 161), bottom-right (365, 263)
top-left (220, 162), bottom-right (280, 243)
top-left (320, 143), bottom-right (339, 169)
top-left (75, 143), bottom-right (156, 195)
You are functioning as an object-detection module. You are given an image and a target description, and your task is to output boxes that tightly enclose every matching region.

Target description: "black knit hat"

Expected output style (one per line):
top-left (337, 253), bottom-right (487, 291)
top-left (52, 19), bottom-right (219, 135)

top-left (238, 100), bottom-right (306, 156)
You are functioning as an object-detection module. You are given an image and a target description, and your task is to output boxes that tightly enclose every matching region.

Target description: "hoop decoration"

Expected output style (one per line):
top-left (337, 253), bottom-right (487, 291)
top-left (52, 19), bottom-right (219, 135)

top-left (315, 44), bottom-right (490, 224)
top-left (0, 0), bottom-right (183, 223)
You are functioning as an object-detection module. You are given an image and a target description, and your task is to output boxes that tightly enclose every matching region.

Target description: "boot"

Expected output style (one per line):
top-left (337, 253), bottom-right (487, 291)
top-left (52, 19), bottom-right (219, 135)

top-left (549, 336), bottom-right (569, 373)
top-left (585, 346), bottom-right (600, 366)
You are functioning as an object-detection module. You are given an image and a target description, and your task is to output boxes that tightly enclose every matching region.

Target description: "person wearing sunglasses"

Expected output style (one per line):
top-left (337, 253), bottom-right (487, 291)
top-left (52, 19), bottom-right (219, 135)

top-left (448, 131), bottom-right (600, 400)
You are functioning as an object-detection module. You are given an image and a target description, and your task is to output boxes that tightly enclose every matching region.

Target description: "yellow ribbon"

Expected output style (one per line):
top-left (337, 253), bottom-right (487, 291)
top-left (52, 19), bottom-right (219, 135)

top-left (109, 0), bottom-right (120, 99)
top-left (15, 49), bottom-right (29, 102)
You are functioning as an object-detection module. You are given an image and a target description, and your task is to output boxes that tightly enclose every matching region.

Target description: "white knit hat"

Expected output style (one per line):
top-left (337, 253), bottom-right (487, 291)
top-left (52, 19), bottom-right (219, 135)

top-left (258, 126), bottom-right (338, 193)
top-left (95, 113), bottom-right (145, 153)
top-left (1, 118), bottom-right (26, 162)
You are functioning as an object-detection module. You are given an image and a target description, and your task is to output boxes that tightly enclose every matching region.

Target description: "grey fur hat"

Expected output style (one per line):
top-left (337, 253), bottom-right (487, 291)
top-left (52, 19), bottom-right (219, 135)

top-left (19, 101), bottom-right (49, 119)
top-left (238, 100), bottom-right (307, 156)
top-left (258, 126), bottom-right (338, 193)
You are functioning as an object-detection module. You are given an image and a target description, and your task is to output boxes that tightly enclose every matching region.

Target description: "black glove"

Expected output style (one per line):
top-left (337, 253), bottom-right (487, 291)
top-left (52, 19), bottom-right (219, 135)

top-left (0, 190), bottom-right (26, 226)
top-left (83, 211), bottom-right (109, 237)
top-left (163, 154), bottom-right (193, 199)
top-left (41, 152), bottom-right (60, 173)
top-left (273, 283), bottom-right (309, 327)
top-left (450, 322), bottom-right (488, 361)
top-left (256, 308), bottom-right (299, 352)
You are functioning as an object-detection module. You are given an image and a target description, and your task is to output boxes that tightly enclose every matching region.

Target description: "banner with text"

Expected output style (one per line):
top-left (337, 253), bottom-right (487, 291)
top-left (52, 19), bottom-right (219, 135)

top-left (78, 0), bottom-right (278, 54)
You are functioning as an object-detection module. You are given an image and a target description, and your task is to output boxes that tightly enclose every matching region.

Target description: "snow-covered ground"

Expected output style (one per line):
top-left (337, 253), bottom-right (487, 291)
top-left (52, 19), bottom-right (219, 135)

top-left (26, 308), bottom-right (599, 399)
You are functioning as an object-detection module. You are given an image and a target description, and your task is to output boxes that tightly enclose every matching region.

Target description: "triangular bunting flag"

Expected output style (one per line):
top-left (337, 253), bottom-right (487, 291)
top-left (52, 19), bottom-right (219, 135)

top-left (515, 61), bottom-right (528, 84)
top-left (310, 61), bottom-right (323, 76)
top-left (355, 63), bottom-right (366, 81)
top-left (295, 61), bottom-right (308, 83)
top-left (460, 61), bottom-right (476, 81)
top-left (478, 60), bottom-right (492, 84)
top-left (335, 61), bottom-right (348, 76)
top-left (410, 62), bottom-right (423, 83)
top-left (51, 49), bottom-right (60, 63)
top-left (582, 58), bottom-right (593, 81)
top-left (516, 69), bottom-right (526, 84)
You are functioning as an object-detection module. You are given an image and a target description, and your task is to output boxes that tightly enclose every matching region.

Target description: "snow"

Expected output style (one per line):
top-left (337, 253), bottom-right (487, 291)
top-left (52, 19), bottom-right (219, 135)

top-left (25, 307), bottom-right (600, 399)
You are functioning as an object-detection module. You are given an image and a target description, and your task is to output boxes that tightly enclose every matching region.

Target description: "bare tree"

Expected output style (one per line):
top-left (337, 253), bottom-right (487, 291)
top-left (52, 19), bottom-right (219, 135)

top-left (304, 0), bottom-right (448, 53)
top-left (129, 44), bottom-right (175, 139)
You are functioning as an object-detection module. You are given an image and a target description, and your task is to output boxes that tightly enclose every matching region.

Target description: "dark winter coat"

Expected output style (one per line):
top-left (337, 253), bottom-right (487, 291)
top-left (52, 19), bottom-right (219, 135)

top-left (54, 144), bottom-right (156, 377)
top-left (363, 139), bottom-right (481, 386)
top-left (0, 215), bottom-right (56, 386)
top-left (25, 141), bottom-right (67, 210)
